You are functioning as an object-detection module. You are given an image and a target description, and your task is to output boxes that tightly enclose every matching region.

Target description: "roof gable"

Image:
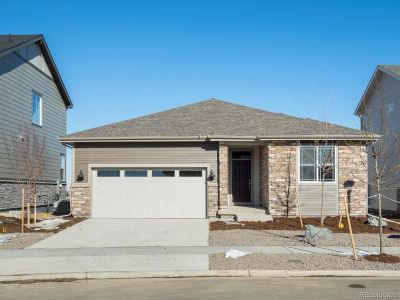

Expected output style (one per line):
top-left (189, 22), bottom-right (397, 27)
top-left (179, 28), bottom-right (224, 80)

top-left (355, 65), bottom-right (400, 115)
top-left (62, 99), bottom-right (364, 142)
top-left (0, 34), bottom-right (73, 108)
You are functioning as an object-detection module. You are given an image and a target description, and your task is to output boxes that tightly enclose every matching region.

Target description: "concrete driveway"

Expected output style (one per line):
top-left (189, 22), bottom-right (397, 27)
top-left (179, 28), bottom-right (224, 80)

top-left (29, 219), bottom-right (209, 249)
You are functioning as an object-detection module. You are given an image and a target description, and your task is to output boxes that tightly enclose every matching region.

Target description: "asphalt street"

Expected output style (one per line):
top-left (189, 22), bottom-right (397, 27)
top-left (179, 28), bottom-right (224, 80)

top-left (1, 277), bottom-right (400, 300)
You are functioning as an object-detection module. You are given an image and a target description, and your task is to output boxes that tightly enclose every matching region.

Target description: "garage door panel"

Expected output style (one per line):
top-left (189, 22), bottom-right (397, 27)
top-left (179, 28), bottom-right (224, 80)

top-left (92, 168), bottom-right (206, 218)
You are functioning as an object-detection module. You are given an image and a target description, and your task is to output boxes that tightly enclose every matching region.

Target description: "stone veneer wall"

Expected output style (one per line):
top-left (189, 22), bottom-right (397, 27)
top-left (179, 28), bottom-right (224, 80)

top-left (70, 182), bottom-right (90, 217)
top-left (265, 142), bottom-right (298, 216)
top-left (338, 144), bottom-right (368, 216)
top-left (259, 142), bottom-right (368, 217)
top-left (218, 142), bottom-right (229, 210)
top-left (0, 182), bottom-right (66, 210)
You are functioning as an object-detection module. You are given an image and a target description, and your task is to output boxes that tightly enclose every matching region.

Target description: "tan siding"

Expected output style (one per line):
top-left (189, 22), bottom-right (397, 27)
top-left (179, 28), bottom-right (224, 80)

top-left (74, 142), bottom-right (218, 183)
top-left (298, 184), bottom-right (338, 216)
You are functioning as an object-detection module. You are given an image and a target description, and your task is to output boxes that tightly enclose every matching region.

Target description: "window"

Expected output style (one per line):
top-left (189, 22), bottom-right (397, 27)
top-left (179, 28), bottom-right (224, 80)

top-left (59, 154), bottom-right (66, 181)
top-left (125, 170), bottom-right (147, 177)
top-left (152, 170), bottom-right (175, 177)
top-left (98, 169), bottom-right (120, 177)
top-left (32, 92), bottom-right (42, 126)
top-left (299, 145), bottom-right (336, 182)
top-left (232, 151), bottom-right (251, 160)
top-left (387, 101), bottom-right (395, 113)
top-left (179, 170), bottom-right (202, 177)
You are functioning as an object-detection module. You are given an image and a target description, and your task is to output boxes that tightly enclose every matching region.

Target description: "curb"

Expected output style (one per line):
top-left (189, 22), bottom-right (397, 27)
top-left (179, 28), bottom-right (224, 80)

top-left (2, 270), bottom-right (400, 282)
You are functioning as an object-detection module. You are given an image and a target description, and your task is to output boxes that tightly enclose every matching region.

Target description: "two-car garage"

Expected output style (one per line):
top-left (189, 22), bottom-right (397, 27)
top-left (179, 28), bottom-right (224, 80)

top-left (91, 168), bottom-right (207, 219)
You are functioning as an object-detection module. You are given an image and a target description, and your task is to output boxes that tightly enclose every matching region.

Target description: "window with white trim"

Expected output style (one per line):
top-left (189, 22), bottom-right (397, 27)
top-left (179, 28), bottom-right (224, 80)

top-left (299, 145), bottom-right (336, 182)
top-left (32, 92), bottom-right (42, 126)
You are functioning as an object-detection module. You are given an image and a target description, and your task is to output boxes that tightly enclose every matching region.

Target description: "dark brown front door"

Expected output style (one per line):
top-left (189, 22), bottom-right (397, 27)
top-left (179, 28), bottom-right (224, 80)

top-left (232, 159), bottom-right (251, 203)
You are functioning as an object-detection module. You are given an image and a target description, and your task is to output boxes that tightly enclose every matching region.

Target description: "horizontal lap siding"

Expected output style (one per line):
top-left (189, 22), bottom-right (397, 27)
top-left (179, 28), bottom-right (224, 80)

top-left (362, 73), bottom-right (400, 211)
top-left (74, 142), bottom-right (218, 183)
top-left (0, 52), bottom-right (66, 182)
top-left (298, 183), bottom-right (338, 216)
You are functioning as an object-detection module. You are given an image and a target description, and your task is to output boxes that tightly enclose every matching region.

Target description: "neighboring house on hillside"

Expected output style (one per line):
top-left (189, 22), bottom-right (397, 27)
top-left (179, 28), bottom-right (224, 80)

top-left (355, 65), bottom-right (400, 214)
top-left (0, 35), bottom-right (73, 210)
top-left (62, 99), bottom-right (368, 219)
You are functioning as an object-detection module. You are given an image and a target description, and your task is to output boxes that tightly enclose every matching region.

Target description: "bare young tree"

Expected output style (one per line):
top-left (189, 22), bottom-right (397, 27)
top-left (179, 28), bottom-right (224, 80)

top-left (271, 146), bottom-right (298, 217)
top-left (348, 79), bottom-right (400, 253)
top-left (1, 125), bottom-right (47, 218)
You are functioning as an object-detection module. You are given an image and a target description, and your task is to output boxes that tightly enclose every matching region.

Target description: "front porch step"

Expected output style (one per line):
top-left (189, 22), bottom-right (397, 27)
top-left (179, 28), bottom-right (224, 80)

top-left (217, 206), bottom-right (273, 222)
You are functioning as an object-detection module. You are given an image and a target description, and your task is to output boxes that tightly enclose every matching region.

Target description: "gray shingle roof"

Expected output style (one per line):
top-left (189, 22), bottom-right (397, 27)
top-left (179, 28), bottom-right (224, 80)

top-left (0, 34), bottom-right (73, 108)
top-left (62, 99), bottom-right (364, 142)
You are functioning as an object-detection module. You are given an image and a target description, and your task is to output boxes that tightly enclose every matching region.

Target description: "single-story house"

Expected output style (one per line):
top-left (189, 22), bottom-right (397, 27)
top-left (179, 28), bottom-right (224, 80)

top-left (61, 99), bottom-right (368, 219)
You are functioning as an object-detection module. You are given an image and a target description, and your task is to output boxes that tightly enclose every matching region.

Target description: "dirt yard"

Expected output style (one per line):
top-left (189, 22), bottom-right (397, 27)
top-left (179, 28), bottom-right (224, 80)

top-left (0, 215), bottom-right (85, 234)
top-left (210, 216), bottom-right (400, 234)
top-left (0, 216), bottom-right (85, 249)
top-left (0, 232), bottom-right (53, 250)
top-left (209, 253), bottom-right (400, 270)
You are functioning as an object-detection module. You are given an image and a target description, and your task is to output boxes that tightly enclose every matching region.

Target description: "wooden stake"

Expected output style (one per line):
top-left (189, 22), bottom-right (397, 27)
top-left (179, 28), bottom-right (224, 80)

top-left (296, 186), bottom-right (303, 228)
top-left (21, 188), bottom-right (25, 233)
top-left (344, 190), bottom-right (358, 260)
top-left (27, 195), bottom-right (31, 229)
top-left (338, 199), bottom-right (344, 228)
top-left (34, 194), bottom-right (37, 227)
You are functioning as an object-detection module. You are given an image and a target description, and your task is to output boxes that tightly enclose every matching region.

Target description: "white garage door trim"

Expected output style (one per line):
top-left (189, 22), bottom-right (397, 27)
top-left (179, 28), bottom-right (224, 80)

top-left (89, 164), bottom-right (210, 219)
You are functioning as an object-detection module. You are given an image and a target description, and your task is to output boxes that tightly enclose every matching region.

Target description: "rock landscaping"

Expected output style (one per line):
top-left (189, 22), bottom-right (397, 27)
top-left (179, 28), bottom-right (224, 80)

top-left (210, 216), bottom-right (400, 233)
top-left (0, 232), bottom-right (53, 250)
top-left (0, 215), bottom-right (85, 250)
top-left (209, 229), bottom-right (400, 247)
top-left (209, 253), bottom-right (400, 270)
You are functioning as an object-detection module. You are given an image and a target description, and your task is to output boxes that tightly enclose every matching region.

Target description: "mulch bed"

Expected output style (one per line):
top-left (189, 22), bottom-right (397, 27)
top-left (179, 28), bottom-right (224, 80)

top-left (0, 215), bottom-right (85, 233)
top-left (210, 216), bottom-right (400, 234)
top-left (365, 253), bottom-right (400, 263)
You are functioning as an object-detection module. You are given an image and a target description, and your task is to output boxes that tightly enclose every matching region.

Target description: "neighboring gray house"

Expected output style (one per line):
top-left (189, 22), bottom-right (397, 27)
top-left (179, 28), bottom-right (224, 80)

top-left (62, 99), bottom-right (368, 219)
top-left (355, 65), bottom-right (400, 214)
top-left (0, 35), bottom-right (73, 209)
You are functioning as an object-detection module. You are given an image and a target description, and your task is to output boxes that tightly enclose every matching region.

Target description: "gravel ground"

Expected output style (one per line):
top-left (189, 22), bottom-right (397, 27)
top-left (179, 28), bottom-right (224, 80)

top-left (209, 253), bottom-right (400, 270)
top-left (209, 229), bottom-right (400, 247)
top-left (0, 232), bottom-right (53, 250)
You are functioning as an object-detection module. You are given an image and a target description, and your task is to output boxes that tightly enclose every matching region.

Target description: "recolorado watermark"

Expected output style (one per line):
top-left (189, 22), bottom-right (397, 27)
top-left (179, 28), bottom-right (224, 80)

top-left (360, 291), bottom-right (400, 298)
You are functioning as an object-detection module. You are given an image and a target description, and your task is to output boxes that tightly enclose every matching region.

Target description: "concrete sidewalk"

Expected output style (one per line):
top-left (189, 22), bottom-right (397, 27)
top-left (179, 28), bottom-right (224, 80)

top-left (0, 254), bottom-right (209, 276)
top-left (0, 246), bottom-right (399, 280)
top-left (1, 245), bottom-right (400, 258)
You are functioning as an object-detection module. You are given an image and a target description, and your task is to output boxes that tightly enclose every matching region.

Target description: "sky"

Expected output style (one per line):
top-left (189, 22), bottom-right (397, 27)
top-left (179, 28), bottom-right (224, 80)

top-left (1, 0), bottom-right (400, 184)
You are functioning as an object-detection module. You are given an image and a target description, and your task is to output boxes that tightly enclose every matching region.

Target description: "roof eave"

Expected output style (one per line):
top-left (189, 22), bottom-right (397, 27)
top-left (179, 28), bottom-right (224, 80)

top-left (0, 35), bottom-right (73, 109)
top-left (355, 66), bottom-right (400, 116)
top-left (60, 134), bottom-right (373, 145)
top-left (38, 37), bottom-right (73, 108)
top-left (0, 35), bottom-right (42, 57)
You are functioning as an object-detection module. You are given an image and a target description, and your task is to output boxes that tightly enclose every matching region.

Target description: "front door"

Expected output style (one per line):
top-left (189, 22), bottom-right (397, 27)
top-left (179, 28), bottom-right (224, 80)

top-left (232, 151), bottom-right (252, 203)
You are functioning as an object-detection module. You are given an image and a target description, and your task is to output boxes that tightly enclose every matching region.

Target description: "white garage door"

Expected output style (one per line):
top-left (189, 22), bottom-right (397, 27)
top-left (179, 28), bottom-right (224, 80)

top-left (92, 168), bottom-right (207, 218)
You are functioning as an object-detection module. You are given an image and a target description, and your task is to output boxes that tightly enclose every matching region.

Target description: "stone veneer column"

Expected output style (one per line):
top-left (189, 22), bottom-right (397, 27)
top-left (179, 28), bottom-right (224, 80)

top-left (207, 182), bottom-right (219, 217)
top-left (218, 142), bottom-right (229, 209)
top-left (259, 146), bottom-right (269, 209)
top-left (70, 182), bottom-right (90, 217)
top-left (267, 142), bottom-right (297, 216)
top-left (338, 144), bottom-right (368, 216)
